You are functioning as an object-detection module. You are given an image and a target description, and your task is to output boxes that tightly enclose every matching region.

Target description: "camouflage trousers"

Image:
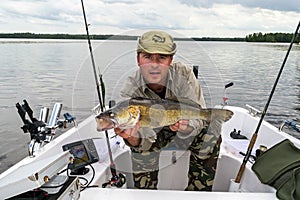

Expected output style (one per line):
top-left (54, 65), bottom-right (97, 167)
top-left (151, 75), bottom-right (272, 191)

top-left (130, 126), bottom-right (221, 191)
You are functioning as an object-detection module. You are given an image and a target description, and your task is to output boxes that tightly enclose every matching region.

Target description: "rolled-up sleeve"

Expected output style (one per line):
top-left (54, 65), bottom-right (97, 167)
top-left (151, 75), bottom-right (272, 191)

top-left (125, 128), bottom-right (157, 151)
top-left (170, 62), bottom-right (206, 139)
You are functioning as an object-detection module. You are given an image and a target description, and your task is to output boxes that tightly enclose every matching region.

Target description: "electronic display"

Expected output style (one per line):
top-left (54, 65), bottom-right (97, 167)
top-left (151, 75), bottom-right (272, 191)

top-left (62, 139), bottom-right (99, 175)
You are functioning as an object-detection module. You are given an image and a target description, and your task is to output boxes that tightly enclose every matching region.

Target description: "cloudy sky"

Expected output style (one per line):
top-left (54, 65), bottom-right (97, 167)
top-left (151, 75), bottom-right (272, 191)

top-left (0, 0), bottom-right (299, 37)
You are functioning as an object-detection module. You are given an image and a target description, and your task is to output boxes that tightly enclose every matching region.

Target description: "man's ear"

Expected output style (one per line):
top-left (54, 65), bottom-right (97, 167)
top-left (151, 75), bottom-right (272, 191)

top-left (168, 55), bottom-right (173, 65)
top-left (136, 53), bottom-right (141, 67)
top-left (136, 54), bottom-right (140, 66)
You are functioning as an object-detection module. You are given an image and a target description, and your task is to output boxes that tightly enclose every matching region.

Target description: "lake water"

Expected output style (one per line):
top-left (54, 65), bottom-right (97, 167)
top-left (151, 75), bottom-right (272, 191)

top-left (0, 39), bottom-right (299, 173)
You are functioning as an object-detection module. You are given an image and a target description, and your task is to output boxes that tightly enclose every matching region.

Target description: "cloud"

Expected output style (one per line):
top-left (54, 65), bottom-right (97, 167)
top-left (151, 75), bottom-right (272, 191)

top-left (241, 0), bottom-right (300, 12)
top-left (0, 0), bottom-right (82, 31)
top-left (102, 0), bottom-right (138, 4)
top-left (178, 0), bottom-right (300, 12)
top-left (0, 0), bottom-right (298, 37)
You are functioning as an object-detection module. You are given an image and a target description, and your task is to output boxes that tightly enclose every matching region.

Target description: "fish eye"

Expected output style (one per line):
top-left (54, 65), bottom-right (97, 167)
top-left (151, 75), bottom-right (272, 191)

top-left (109, 112), bottom-right (115, 118)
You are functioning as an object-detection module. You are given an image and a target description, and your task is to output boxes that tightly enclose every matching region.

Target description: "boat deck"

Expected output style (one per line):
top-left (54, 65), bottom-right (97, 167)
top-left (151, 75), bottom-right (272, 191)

top-left (80, 188), bottom-right (277, 200)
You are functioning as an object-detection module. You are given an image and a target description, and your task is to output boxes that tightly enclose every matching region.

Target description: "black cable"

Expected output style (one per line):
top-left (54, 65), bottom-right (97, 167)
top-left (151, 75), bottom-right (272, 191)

top-left (80, 162), bottom-right (96, 191)
top-left (67, 156), bottom-right (96, 191)
top-left (57, 168), bottom-right (68, 175)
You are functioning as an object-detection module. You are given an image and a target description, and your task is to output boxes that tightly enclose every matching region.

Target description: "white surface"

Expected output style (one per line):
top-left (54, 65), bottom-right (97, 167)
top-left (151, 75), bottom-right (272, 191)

top-left (41, 175), bottom-right (69, 194)
top-left (0, 151), bottom-right (71, 199)
top-left (81, 188), bottom-right (277, 200)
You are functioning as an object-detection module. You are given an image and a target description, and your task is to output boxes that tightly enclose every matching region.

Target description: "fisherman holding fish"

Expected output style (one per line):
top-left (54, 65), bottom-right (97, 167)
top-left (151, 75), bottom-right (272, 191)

top-left (96, 30), bottom-right (232, 190)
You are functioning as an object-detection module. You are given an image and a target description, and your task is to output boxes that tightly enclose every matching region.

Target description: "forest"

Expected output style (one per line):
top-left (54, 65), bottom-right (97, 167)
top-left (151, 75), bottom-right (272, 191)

top-left (0, 32), bottom-right (244, 41)
top-left (0, 32), bottom-right (299, 43)
top-left (246, 32), bottom-right (300, 43)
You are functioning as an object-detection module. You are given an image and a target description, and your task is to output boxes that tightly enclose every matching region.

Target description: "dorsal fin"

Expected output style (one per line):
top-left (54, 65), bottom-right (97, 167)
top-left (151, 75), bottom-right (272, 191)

top-left (128, 97), bottom-right (201, 109)
top-left (165, 97), bottom-right (201, 108)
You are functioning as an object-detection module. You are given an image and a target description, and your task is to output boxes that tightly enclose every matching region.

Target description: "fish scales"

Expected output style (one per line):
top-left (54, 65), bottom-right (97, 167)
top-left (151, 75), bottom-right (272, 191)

top-left (135, 103), bottom-right (215, 128)
top-left (129, 99), bottom-right (197, 128)
top-left (96, 97), bottom-right (233, 131)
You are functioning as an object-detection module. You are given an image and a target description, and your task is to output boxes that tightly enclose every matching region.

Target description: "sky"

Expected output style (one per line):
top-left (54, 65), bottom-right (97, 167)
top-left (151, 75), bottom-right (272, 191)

top-left (0, 0), bottom-right (299, 37)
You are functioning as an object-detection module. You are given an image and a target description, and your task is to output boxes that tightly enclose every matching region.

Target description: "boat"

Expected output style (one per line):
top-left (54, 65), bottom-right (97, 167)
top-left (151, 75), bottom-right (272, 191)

top-left (0, 95), bottom-right (299, 199)
top-left (1, 7), bottom-right (298, 198)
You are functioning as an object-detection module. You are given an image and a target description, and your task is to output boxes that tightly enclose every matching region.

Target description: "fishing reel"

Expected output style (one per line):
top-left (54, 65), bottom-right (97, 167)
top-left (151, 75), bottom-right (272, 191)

top-left (102, 173), bottom-right (126, 188)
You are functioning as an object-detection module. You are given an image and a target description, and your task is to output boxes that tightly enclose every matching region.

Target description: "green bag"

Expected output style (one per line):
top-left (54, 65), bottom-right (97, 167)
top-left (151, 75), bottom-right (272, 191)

top-left (252, 139), bottom-right (300, 200)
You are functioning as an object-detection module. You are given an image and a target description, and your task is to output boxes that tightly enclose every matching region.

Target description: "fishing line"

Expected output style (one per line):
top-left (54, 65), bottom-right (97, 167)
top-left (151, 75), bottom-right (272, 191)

top-left (80, 0), bottom-right (124, 187)
top-left (234, 20), bottom-right (300, 183)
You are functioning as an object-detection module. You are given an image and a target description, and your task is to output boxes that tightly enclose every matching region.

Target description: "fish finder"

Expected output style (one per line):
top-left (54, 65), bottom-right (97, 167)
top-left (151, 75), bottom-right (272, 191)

top-left (62, 139), bottom-right (99, 175)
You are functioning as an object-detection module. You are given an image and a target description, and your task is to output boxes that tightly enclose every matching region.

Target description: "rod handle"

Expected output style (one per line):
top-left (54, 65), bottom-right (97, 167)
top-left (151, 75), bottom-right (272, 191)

top-left (235, 132), bottom-right (258, 183)
top-left (235, 163), bottom-right (245, 183)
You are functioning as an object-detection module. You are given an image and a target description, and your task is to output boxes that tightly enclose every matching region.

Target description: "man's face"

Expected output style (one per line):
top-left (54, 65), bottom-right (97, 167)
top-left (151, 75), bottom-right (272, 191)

top-left (137, 52), bottom-right (173, 85)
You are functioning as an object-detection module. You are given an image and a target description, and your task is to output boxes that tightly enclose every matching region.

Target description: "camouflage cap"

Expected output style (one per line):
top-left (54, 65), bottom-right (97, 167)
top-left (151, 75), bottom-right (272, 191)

top-left (137, 30), bottom-right (177, 55)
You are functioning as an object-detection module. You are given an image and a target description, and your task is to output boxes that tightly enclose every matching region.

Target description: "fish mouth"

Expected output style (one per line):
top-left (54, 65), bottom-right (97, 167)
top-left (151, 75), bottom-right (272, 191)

top-left (96, 117), bottom-right (118, 131)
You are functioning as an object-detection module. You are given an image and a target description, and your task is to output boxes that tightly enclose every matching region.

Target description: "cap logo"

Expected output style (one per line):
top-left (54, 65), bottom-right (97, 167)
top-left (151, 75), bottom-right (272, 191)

top-left (152, 35), bottom-right (165, 43)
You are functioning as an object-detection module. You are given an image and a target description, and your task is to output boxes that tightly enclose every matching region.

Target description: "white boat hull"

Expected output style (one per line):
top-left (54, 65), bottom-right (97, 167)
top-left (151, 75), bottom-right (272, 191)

top-left (1, 105), bottom-right (299, 199)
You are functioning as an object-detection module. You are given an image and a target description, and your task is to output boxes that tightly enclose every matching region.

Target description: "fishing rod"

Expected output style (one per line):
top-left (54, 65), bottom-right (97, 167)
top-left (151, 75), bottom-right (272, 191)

top-left (234, 21), bottom-right (300, 184)
top-left (80, 0), bottom-right (125, 188)
top-left (80, 0), bottom-right (104, 111)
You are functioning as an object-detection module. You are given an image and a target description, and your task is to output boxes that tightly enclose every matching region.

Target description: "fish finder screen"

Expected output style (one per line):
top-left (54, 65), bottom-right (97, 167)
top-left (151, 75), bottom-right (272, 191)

top-left (70, 144), bottom-right (89, 167)
top-left (62, 139), bottom-right (99, 175)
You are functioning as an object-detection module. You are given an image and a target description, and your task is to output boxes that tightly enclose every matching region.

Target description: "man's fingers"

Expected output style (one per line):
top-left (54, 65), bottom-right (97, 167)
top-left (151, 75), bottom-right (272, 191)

top-left (114, 122), bottom-right (140, 139)
top-left (178, 119), bottom-right (189, 125)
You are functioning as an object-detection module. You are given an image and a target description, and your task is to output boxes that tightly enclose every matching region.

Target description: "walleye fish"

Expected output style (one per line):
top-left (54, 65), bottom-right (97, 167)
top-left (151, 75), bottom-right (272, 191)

top-left (96, 97), bottom-right (233, 131)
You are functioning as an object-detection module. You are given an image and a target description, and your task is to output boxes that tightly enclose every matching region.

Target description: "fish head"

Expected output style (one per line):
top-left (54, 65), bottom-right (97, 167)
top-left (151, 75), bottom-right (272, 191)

top-left (96, 110), bottom-right (119, 131)
top-left (95, 105), bottom-right (140, 131)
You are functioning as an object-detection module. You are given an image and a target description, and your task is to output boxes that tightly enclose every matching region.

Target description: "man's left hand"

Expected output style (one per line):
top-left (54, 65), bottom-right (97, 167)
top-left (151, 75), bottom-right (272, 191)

top-left (169, 119), bottom-right (190, 132)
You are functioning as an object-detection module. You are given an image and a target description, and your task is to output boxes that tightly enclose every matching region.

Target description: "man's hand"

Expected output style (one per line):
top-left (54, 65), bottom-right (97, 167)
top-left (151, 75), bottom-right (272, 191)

top-left (169, 119), bottom-right (193, 133)
top-left (114, 122), bottom-right (141, 146)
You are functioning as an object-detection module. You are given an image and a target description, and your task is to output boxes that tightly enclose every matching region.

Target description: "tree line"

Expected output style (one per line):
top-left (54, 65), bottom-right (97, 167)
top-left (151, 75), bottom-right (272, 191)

top-left (0, 32), bottom-right (245, 41)
top-left (0, 32), bottom-right (299, 43)
top-left (0, 33), bottom-right (137, 40)
top-left (246, 32), bottom-right (300, 43)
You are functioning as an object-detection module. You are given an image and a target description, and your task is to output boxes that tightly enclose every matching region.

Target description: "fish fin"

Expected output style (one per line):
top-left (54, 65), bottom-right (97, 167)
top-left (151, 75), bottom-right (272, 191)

top-left (165, 97), bottom-right (202, 108)
top-left (129, 97), bottom-right (158, 105)
top-left (129, 97), bottom-right (199, 107)
top-left (206, 108), bottom-right (234, 122)
top-left (130, 97), bottom-right (152, 101)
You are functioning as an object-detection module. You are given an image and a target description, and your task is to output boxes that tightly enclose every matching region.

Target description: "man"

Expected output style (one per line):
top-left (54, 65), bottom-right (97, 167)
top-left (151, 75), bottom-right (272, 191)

top-left (114, 30), bottom-right (221, 191)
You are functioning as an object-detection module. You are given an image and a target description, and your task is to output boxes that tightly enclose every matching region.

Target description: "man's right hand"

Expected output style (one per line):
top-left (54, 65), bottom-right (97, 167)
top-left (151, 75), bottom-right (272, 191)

top-left (114, 122), bottom-right (141, 146)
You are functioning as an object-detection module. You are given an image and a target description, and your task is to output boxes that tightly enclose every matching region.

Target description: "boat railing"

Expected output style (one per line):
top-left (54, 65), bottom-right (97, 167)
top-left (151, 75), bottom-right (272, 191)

top-left (245, 104), bottom-right (262, 117)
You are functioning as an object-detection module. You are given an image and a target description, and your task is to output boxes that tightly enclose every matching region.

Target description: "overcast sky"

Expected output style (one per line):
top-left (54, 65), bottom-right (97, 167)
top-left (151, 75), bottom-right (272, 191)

top-left (0, 0), bottom-right (299, 37)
